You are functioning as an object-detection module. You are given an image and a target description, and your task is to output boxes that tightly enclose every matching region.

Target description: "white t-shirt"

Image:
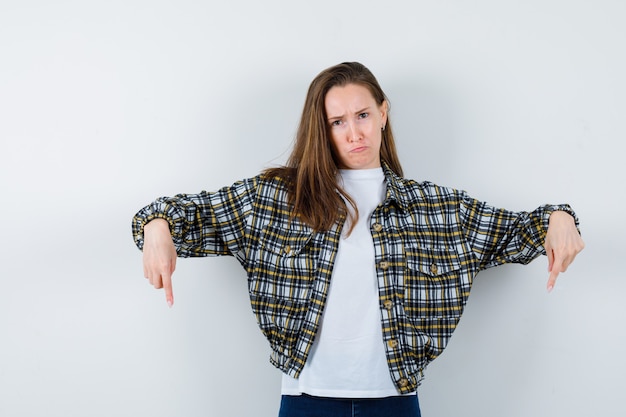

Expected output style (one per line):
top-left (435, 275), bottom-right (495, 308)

top-left (281, 167), bottom-right (401, 398)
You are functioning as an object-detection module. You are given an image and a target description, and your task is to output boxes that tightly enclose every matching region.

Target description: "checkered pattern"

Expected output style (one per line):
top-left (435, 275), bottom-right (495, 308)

top-left (132, 165), bottom-right (577, 393)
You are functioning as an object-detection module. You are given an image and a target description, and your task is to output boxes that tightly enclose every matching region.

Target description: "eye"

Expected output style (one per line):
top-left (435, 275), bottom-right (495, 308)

top-left (358, 112), bottom-right (369, 119)
top-left (330, 120), bottom-right (342, 127)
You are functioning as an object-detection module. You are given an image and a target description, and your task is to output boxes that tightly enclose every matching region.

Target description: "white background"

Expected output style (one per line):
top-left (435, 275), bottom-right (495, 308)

top-left (1, 1), bottom-right (624, 416)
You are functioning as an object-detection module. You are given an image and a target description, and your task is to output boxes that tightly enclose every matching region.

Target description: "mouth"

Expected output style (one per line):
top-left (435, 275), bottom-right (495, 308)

top-left (349, 146), bottom-right (368, 153)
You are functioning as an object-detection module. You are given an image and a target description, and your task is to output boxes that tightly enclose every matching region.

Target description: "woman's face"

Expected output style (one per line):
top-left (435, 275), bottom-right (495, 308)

top-left (325, 83), bottom-right (388, 170)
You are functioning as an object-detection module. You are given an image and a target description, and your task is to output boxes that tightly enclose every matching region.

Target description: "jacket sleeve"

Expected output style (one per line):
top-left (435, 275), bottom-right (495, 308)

top-left (131, 176), bottom-right (259, 259)
top-left (458, 193), bottom-right (580, 270)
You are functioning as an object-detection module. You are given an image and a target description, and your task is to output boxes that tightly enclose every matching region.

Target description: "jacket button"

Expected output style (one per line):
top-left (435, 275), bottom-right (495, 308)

top-left (387, 339), bottom-right (398, 349)
top-left (430, 263), bottom-right (438, 274)
top-left (284, 245), bottom-right (292, 255)
top-left (383, 300), bottom-right (393, 310)
top-left (398, 378), bottom-right (409, 388)
top-left (372, 223), bottom-right (383, 232)
top-left (379, 261), bottom-right (389, 270)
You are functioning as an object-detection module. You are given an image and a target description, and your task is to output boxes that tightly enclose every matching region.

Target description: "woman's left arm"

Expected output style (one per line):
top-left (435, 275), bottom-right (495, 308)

top-left (544, 211), bottom-right (585, 292)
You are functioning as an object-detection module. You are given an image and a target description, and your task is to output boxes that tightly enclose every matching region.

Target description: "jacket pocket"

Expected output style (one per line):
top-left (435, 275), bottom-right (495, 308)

top-left (404, 245), bottom-right (467, 319)
top-left (249, 224), bottom-right (318, 303)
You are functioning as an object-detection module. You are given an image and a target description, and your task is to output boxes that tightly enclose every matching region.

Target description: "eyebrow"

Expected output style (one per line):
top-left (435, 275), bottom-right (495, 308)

top-left (327, 106), bottom-right (371, 121)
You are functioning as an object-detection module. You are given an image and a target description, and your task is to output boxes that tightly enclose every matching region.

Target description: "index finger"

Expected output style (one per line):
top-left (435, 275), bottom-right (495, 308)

top-left (546, 253), bottom-right (563, 293)
top-left (162, 270), bottom-right (174, 307)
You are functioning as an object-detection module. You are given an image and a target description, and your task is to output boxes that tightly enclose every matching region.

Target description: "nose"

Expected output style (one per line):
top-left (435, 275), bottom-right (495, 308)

top-left (347, 121), bottom-right (361, 142)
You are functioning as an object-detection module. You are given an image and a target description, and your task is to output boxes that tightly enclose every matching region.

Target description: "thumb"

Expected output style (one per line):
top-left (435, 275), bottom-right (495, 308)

top-left (546, 246), bottom-right (555, 274)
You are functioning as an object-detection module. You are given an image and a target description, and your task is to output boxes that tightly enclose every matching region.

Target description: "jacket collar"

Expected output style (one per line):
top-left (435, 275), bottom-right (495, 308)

top-left (381, 162), bottom-right (410, 212)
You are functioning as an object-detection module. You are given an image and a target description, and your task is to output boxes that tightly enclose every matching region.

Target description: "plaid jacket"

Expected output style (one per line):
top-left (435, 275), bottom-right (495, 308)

top-left (132, 165), bottom-right (577, 394)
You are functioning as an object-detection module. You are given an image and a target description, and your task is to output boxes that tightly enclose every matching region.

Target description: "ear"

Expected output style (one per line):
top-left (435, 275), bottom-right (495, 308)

top-left (380, 100), bottom-right (389, 127)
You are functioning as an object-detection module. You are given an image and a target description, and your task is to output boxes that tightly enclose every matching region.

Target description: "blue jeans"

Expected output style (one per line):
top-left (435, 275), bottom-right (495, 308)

top-left (278, 394), bottom-right (421, 417)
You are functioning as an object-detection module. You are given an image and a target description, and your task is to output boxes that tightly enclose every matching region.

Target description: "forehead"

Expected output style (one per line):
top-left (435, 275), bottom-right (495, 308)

top-left (325, 83), bottom-right (377, 113)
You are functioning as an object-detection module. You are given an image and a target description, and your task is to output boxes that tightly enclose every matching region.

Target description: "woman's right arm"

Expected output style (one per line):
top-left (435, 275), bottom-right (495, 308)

top-left (132, 176), bottom-right (260, 306)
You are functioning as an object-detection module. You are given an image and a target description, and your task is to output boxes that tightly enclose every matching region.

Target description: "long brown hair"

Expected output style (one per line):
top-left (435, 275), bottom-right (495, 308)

top-left (264, 62), bottom-right (404, 232)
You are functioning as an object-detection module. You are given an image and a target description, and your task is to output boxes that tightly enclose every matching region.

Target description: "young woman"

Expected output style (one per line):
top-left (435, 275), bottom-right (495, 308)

top-left (132, 62), bottom-right (584, 417)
